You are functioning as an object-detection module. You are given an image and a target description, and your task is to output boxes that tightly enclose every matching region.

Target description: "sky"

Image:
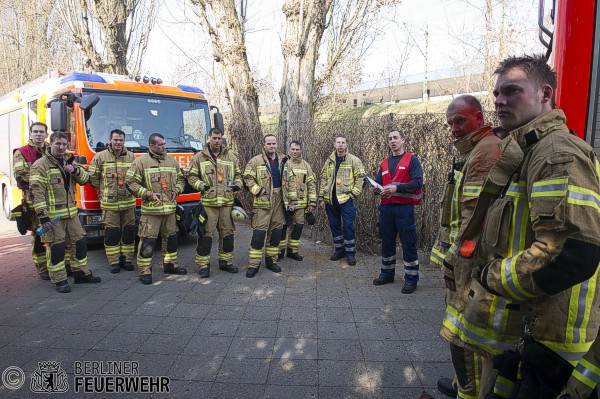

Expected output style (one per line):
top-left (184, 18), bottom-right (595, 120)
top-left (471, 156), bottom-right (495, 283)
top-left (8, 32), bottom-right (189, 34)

top-left (142, 0), bottom-right (545, 103)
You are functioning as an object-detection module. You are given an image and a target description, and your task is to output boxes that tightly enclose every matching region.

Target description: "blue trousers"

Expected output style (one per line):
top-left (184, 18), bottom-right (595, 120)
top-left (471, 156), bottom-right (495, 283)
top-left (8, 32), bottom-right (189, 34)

top-left (379, 204), bottom-right (419, 283)
top-left (325, 200), bottom-right (356, 256)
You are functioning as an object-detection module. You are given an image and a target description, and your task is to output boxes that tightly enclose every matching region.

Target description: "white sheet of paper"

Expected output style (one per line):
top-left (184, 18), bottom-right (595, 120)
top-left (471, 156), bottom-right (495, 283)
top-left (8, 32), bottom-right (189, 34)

top-left (366, 176), bottom-right (383, 190)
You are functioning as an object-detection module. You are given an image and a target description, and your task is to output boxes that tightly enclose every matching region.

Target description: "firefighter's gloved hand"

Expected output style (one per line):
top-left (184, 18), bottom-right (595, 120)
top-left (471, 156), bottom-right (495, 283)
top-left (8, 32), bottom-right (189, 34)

top-left (228, 182), bottom-right (241, 192)
top-left (64, 164), bottom-right (76, 174)
top-left (171, 191), bottom-right (178, 201)
top-left (150, 193), bottom-right (162, 203)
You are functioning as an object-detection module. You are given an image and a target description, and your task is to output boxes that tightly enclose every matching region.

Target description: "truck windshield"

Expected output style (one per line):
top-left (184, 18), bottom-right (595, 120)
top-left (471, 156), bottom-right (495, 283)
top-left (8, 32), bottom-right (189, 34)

top-left (83, 92), bottom-right (210, 153)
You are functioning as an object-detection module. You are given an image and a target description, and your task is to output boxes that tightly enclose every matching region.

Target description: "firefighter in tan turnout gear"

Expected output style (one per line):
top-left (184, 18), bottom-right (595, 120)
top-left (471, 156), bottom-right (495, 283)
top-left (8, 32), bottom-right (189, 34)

top-left (187, 128), bottom-right (243, 278)
top-left (429, 96), bottom-right (502, 399)
top-left (12, 122), bottom-right (50, 280)
top-left (30, 132), bottom-right (101, 293)
top-left (441, 55), bottom-right (600, 399)
top-left (243, 134), bottom-right (287, 278)
top-left (89, 129), bottom-right (136, 274)
top-left (125, 133), bottom-right (187, 285)
top-left (278, 140), bottom-right (317, 262)
top-left (319, 135), bottom-right (365, 265)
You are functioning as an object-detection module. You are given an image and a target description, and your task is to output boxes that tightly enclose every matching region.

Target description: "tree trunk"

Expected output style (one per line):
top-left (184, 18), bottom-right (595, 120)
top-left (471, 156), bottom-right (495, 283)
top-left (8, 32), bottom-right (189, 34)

top-left (193, 0), bottom-right (262, 159)
top-left (278, 0), bottom-right (333, 146)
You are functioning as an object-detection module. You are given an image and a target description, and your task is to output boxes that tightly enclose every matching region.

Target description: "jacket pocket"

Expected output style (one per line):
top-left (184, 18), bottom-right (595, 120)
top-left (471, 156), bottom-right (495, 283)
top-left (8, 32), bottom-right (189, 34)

top-left (481, 197), bottom-right (513, 258)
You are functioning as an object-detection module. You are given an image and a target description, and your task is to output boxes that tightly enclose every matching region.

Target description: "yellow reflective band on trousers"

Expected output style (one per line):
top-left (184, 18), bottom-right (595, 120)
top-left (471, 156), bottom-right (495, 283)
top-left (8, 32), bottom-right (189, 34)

top-left (493, 376), bottom-right (514, 398)
top-left (195, 254), bottom-right (209, 268)
top-left (218, 252), bottom-right (233, 262)
top-left (71, 256), bottom-right (87, 270)
top-left (265, 246), bottom-right (279, 258)
top-left (443, 305), bottom-right (518, 356)
top-left (573, 358), bottom-right (600, 389)
top-left (279, 239), bottom-right (287, 251)
top-left (448, 170), bottom-right (463, 245)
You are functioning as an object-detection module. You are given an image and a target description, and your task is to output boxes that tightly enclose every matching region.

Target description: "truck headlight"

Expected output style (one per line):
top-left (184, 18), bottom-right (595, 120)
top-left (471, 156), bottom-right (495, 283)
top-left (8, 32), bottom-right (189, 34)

top-left (86, 215), bottom-right (103, 225)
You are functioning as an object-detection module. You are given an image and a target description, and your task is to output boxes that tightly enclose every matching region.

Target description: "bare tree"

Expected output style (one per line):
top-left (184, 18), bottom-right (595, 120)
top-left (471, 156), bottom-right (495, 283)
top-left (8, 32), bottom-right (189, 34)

top-left (55, 0), bottom-right (157, 75)
top-left (0, 0), bottom-right (75, 94)
top-left (190, 0), bottom-right (263, 155)
top-left (279, 0), bottom-right (400, 144)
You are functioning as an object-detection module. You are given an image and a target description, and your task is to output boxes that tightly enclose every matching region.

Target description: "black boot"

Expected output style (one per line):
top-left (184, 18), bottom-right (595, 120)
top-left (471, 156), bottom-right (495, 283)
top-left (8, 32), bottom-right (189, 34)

top-left (265, 257), bottom-right (281, 273)
top-left (330, 251), bottom-right (345, 261)
top-left (121, 261), bottom-right (134, 271)
top-left (218, 260), bottom-right (238, 274)
top-left (110, 264), bottom-right (121, 274)
top-left (56, 280), bottom-right (71, 293)
top-left (39, 271), bottom-right (50, 281)
top-left (287, 249), bottom-right (303, 261)
top-left (346, 255), bottom-right (357, 266)
top-left (246, 267), bottom-right (259, 278)
top-left (198, 267), bottom-right (210, 278)
top-left (140, 275), bottom-right (152, 285)
top-left (65, 264), bottom-right (73, 277)
top-left (373, 276), bottom-right (394, 286)
top-left (164, 263), bottom-right (187, 275)
top-left (277, 250), bottom-right (285, 261)
top-left (73, 271), bottom-right (101, 284)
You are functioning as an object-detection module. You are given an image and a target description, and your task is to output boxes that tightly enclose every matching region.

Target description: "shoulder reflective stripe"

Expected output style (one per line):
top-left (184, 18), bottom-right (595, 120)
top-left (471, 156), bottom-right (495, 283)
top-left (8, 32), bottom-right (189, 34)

top-left (567, 186), bottom-right (600, 212)
top-left (443, 305), bottom-right (517, 355)
top-left (567, 268), bottom-right (598, 344)
top-left (500, 255), bottom-right (536, 300)
top-left (531, 178), bottom-right (569, 197)
top-left (506, 181), bottom-right (527, 198)
top-left (573, 358), bottom-right (600, 388)
top-left (462, 185), bottom-right (482, 197)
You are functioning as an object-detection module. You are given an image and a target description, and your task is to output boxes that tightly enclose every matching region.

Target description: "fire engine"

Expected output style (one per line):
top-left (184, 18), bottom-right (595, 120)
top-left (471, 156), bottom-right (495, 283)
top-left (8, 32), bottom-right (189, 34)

top-left (0, 70), bottom-right (223, 242)
top-left (539, 0), bottom-right (600, 156)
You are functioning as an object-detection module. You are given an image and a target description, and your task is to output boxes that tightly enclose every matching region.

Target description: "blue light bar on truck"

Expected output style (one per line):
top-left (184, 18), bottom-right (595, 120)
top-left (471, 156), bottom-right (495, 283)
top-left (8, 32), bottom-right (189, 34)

top-left (177, 85), bottom-right (205, 94)
top-left (60, 73), bottom-right (107, 84)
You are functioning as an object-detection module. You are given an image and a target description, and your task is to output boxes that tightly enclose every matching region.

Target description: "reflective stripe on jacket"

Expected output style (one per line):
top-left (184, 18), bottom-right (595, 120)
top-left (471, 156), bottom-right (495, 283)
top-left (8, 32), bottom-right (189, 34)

top-left (187, 145), bottom-right (242, 207)
top-left (319, 151), bottom-right (365, 205)
top-left (243, 152), bottom-right (287, 209)
top-left (283, 157), bottom-right (317, 208)
top-left (125, 151), bottom-right (185, 215)
top-left (89, 145), bottom-right (136, 210)
top-left (30, 152), bottom-right (90, 219)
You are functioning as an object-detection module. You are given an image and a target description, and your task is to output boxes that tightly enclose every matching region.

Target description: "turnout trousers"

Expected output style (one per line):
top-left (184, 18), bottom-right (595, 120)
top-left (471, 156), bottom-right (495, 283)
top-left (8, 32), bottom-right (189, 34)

top-left (379, 204), bottom-right (419, 283)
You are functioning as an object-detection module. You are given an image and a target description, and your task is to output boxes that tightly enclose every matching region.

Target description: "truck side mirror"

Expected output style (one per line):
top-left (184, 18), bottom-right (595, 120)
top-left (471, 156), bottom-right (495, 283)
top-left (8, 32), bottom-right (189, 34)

top-left (79, 94), bottom-right (100, 111)
top-left (213, 112), bottom-right (224, 133)
top-left (50, 102), bottom-right (67, 132)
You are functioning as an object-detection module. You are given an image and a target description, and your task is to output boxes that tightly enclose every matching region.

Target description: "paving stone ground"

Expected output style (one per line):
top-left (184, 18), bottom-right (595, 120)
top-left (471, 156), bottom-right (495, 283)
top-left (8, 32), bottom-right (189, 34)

top-left (0, 215), bottom-right (452, 398)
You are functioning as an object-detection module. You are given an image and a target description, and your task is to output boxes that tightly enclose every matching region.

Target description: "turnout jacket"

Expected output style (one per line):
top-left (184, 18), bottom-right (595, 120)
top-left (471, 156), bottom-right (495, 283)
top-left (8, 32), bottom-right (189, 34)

top-left (283, 157), bottom-right (317, 209)
top-left (125, 150), bottom-right (185, 215)
top-left (319, 151), bottom-right (365, 205)
top-left (13, 141), bottom-right (46, 204)
top-left (243, 152), bottom-right (287, 210)
top-left (441, 110), bottom-right (600, 363)
top-left (30, 151), bottom-right (90, 221)
top-left (89, 145), bottom-right (136, 210)
top-left (187, 145), bottom-right (242, 207)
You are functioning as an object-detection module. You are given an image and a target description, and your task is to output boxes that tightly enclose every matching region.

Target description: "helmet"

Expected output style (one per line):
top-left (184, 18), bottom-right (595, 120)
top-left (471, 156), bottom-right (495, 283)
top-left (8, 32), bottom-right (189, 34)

top-left (231, 206), bottom-right (249, 222)
top-left (305, 212), bottom-right (316, 226)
